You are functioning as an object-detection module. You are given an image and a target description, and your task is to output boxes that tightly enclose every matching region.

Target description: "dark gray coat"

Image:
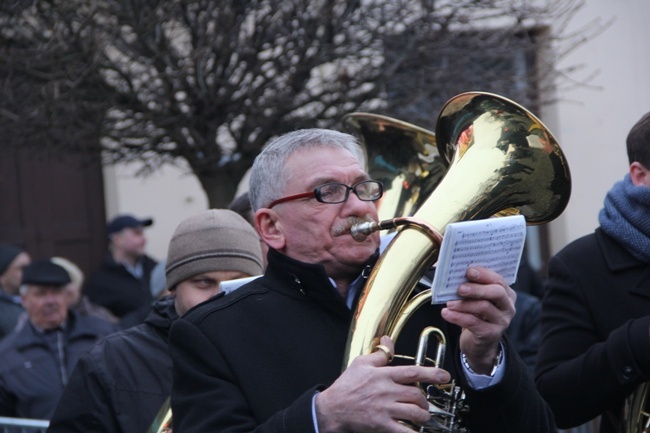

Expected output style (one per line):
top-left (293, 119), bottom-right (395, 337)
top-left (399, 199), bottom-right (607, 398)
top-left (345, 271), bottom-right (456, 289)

top-left (0, 292), bottom-right (23, 340)
top-left (0, 310), bottom-right (116, 419)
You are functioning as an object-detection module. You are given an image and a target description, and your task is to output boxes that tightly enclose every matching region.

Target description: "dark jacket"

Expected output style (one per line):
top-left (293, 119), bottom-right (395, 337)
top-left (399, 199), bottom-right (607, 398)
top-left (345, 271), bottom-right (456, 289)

top-left (0, 292), bottom-right (23, 340)
top-left (0, 310), bottom-right (116, 419)
top-left (506, 290), bottom-right (542, 377)
top-left (170, 248), bottom-right (555, 433)
top-left (536, 228), bottom-right (650, 432)
top-left (84, 254), bottom-right (158, 328)
top-left (47, 296), bottom-right (178, 433)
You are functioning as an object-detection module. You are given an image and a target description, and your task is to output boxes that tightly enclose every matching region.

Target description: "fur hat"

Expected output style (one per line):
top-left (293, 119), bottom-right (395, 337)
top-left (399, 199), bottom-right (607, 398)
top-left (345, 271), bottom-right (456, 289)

top-left (0, 243), bottom-right (24, 276)
top-left (165, 209), bottom-right (263, 290)
top-left (21, 259), bottom-right (71, 287)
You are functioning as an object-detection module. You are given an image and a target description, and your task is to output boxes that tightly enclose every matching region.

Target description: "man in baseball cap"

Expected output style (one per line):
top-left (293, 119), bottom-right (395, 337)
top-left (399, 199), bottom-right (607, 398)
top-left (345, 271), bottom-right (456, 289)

top-left (84, 214), bottom-right (158, 328)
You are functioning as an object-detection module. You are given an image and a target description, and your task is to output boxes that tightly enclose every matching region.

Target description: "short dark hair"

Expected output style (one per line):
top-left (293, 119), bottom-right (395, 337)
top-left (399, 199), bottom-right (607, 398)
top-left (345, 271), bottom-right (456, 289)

top-left (228, 192), bottom-right (254, 226)
top-left (626, 111), bottom-right (650, 166)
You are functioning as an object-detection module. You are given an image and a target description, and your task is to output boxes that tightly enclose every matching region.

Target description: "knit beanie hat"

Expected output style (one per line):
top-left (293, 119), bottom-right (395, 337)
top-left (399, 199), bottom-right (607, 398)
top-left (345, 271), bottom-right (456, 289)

top-left (165, 209), bottom-right (264, 290)
top-left (0, 243), bottom-right (23, 276)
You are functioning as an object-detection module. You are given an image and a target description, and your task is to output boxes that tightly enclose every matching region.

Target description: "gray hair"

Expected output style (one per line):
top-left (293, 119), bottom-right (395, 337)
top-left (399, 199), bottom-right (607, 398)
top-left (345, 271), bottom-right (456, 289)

top-left (249, 129), bottom-right (367, 211)
top-left (51, 257), bottom-right (84, 288)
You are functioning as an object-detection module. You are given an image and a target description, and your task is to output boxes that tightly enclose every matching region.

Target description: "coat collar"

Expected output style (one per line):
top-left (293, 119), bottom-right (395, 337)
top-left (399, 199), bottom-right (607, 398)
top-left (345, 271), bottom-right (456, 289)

top-left (597, 228), bottom-right (646, 271)
top-left (144, 295), bottom-right (179, 339)
top-left (0, 291), bottom-right (21, 305)
top-left (596, 228), bottom-right (650, 297)
top-left (13, 310), bottom-right (103, 351)
top-left (262, 248), bottom-right (378, 319)
top-left (264, 248), bottom-right (339, 298)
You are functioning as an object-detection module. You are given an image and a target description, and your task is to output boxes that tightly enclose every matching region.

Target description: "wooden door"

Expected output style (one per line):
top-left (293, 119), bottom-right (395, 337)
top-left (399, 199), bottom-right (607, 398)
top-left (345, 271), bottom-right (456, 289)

top-left (0, 146), bottom-right (107, 277)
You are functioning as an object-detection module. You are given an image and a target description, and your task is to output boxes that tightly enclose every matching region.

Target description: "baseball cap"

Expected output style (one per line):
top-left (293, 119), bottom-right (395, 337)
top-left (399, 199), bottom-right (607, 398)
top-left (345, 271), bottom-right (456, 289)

top-left (107, 214), bottom-right (154, 236)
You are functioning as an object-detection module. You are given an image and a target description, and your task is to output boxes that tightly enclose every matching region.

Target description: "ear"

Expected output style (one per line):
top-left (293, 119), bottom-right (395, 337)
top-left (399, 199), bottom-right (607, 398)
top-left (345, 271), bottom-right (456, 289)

top-left (109, 232), bottom-right (122, 247)
top-left (19, 292), bottom-right (28, 308)
top-left (629, 162), bottom-right (650, 186)
top-left (255, 209), bottom-right (286, 250)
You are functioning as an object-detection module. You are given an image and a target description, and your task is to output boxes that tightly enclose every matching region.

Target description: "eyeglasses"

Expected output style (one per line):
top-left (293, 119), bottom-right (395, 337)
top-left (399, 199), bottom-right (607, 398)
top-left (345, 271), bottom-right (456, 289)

top-left (268, 180), bottom-right (384, 208)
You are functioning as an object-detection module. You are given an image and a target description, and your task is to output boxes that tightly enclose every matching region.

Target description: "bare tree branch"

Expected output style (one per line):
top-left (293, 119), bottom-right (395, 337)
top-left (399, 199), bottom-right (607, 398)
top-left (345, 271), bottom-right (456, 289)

top-left (0, 0), bottom-right (604, 207)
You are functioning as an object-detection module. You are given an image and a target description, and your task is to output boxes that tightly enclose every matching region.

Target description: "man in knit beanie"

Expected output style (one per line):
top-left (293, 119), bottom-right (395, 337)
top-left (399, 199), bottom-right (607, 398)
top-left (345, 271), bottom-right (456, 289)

top-left (0, 243), bottom-right (31, 340)
top-left (165, 208), bottom-right (264, 314)
top-left (48, 209), bottom-right (264, 433)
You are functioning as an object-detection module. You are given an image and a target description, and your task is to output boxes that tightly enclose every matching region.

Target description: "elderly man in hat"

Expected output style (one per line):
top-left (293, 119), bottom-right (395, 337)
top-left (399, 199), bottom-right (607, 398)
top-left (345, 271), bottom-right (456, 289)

top-left (0, 243), bottom-right (31, 340)
top-left (46, 209), bottom-right (263, 433)
top-left (84, 214), bottom-right (159, 328)
top-left (0, 259), bottom-right (116, 419)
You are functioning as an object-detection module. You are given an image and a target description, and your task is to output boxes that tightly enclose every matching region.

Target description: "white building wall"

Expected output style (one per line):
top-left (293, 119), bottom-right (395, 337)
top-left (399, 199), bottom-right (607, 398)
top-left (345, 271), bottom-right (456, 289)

top-left (103, 0), bottom-right (650, 260)
top-left (543, 0), bottom-right (650, 254)
top-left (103, 162), bottom-right (208, 261)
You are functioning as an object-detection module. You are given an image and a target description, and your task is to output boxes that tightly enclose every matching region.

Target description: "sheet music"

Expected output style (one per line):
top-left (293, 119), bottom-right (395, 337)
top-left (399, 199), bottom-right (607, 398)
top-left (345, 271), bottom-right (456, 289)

top-left (431, 215), bottom-right (526, 304)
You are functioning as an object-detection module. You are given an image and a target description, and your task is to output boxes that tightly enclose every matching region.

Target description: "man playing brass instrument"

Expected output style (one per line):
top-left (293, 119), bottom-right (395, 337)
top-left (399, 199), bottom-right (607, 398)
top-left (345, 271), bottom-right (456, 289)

top-left (169, 129), bottom-right (556, 432)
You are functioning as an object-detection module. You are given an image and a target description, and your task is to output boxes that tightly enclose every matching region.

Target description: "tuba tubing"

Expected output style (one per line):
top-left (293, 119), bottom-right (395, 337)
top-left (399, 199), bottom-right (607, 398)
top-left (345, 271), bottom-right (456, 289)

top-left (623, 381), bottom-right (650, 432)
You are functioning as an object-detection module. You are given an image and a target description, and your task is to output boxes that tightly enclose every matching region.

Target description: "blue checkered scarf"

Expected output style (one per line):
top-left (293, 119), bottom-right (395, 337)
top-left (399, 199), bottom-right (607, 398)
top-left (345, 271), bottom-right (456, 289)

top-left (599, 174), bottom-right (650, 263)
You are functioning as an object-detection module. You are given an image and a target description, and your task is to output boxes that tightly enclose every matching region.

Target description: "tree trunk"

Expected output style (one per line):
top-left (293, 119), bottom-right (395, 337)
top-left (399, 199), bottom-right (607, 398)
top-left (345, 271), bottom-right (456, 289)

top-left (194, 162), bottom-right (250, 209)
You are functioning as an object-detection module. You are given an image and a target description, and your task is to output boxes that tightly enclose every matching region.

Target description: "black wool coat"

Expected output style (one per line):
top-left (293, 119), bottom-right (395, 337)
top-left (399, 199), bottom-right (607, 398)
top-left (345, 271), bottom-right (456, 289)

top-left (84, 254), bottom-right (158, 328)
top-left (170, 248), bottom-right (556, 433)
top-left (536, 228), bottom-right (650, 433)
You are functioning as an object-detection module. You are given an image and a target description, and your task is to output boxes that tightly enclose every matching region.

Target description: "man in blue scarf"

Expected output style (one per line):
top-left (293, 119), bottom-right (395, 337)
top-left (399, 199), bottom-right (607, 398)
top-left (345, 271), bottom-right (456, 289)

top-left (536, 111), bottom-right (650, 433)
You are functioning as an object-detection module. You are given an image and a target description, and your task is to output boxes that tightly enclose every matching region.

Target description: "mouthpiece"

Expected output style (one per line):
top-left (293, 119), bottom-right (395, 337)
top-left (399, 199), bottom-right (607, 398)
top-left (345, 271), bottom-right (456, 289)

top-left (350, 221), bottom-right (379, 242)
top-left (350, 218), bottom-right (427, 242)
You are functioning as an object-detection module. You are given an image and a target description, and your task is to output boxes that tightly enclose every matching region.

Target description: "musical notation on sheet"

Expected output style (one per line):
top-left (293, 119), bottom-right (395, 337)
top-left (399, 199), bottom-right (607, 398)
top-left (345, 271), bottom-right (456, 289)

top-left (431, 215), bottom-right (526, 304)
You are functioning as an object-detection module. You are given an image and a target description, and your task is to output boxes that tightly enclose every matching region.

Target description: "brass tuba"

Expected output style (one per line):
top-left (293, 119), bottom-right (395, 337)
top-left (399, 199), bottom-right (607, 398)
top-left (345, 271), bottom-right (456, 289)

top-left (343, 91), bottom-right (571, 432)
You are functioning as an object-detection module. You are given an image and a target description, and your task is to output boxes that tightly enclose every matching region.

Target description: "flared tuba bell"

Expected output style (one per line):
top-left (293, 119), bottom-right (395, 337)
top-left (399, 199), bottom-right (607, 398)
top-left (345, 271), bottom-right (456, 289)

top-left (344, 91), bottom-right (571, 432)
top-left (342, 113), bottom-right (448, 223)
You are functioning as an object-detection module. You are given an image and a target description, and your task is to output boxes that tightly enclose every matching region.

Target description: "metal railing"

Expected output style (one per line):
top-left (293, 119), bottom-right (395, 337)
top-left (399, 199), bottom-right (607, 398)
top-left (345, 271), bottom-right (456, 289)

top-left (0, 417), bottom-right (49, 433)
top-left (0, 414), bottom-right (601, 433)
top-left (559, 417), bottom-right (600, 433)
